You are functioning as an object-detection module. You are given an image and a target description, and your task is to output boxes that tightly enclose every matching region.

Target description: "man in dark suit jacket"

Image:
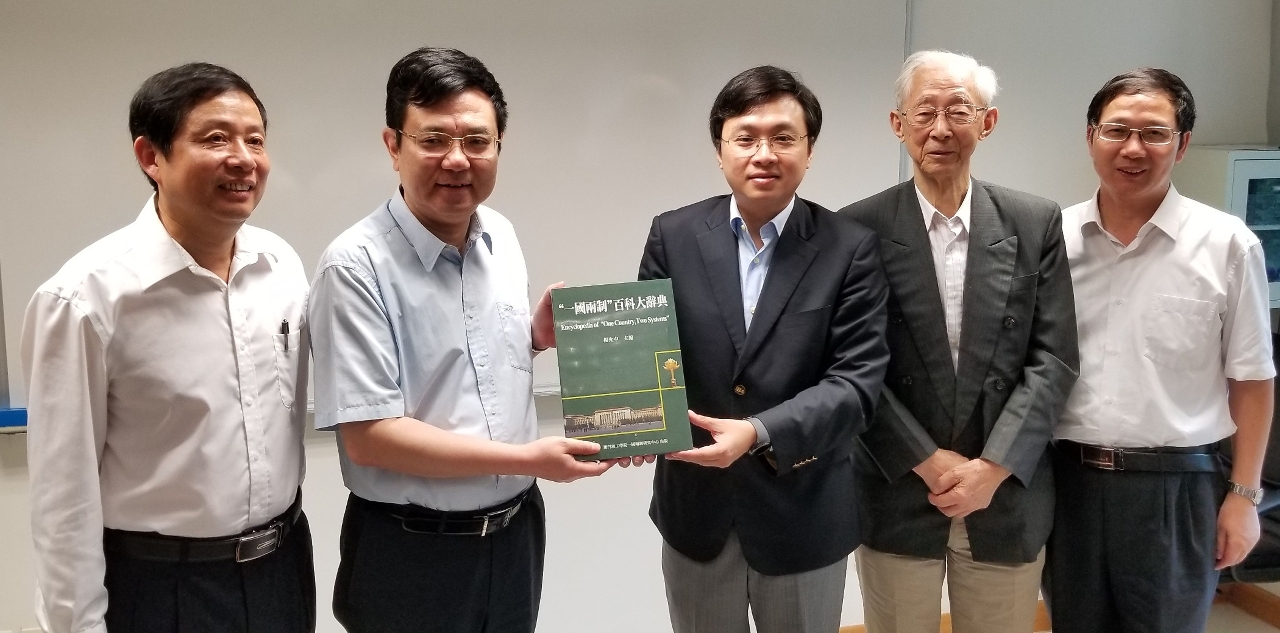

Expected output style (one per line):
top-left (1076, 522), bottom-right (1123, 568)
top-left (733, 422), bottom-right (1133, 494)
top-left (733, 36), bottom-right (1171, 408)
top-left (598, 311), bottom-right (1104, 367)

top-left (635, 66), bottom-right (889, 633)
top-left (840, 51), bottom-right (1078, 633)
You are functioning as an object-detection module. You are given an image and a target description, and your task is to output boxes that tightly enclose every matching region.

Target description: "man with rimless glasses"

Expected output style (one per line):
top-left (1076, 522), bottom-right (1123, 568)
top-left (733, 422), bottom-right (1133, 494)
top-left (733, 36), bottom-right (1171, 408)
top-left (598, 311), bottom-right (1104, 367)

top-left (1047, 68), bottom-right (1274, 633)
top-left (637, 66), bottom-right (889, 633)
top-left (307, 47), bottom-right (612, 633)
top-left (841, 50), bottom-right (1078, 633)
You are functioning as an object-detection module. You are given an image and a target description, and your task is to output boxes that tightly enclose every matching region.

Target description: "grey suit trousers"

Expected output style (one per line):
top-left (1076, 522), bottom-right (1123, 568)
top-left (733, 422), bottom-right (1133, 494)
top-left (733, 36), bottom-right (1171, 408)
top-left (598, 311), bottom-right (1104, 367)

top-left (661, 532), bottom-right (847, 633)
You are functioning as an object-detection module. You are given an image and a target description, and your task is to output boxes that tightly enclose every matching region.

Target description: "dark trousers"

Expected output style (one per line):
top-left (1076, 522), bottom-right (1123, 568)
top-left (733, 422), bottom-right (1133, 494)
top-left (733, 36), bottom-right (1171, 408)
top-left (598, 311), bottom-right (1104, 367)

top-left (333, 486), bottom-right (546, 633)
top-left (1046, 446), bottom-right (1226, 633)
top-left (104, 511), bottom-right (317, 633)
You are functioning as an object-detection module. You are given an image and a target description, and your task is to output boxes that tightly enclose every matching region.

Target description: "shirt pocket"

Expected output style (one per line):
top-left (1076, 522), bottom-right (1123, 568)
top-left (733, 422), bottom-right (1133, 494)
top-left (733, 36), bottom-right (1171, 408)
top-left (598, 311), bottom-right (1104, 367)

top-left (1142, 294), bottom-right (1219, 371)
top-left (273, 331), bottom-right (302, 408)
top-left (497, 302), bottom-right (534, 373)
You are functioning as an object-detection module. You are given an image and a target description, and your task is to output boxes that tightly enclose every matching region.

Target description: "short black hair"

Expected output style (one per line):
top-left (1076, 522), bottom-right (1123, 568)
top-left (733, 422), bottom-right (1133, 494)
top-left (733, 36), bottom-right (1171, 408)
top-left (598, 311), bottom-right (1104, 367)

top-left (709, 66), bottom-right (821, 148)
top-left (385, 47), bottom-right (508, 143)
top-left (129, 63), bottom-right (266, 189)
top-left (1087, 67), bottom-right (1196, 137)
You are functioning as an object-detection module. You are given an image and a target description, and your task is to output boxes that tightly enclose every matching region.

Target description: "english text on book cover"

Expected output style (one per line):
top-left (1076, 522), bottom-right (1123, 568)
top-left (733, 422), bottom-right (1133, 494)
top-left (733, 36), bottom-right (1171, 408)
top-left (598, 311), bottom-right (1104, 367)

top-left (551, 279), bottom-right (693, 461)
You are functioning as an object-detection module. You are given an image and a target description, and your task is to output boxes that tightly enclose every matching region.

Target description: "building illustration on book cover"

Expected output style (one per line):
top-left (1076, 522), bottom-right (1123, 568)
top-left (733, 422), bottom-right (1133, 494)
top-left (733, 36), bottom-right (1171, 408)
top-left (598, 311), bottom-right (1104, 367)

top-left (551, 279), bottom-right (693, 460)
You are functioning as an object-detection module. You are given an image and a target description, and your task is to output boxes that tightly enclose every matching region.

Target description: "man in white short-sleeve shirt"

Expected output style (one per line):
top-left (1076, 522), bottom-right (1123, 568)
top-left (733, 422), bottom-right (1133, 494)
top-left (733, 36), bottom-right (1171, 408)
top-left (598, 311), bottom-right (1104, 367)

top-left (1048, 67), bottom-right (1275, 633)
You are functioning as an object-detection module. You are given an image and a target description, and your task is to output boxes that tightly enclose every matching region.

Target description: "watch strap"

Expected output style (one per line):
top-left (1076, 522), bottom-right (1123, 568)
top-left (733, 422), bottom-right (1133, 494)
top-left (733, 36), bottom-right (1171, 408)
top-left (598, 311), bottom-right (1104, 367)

top-left (1228, 480), bottom-right (1264, 506)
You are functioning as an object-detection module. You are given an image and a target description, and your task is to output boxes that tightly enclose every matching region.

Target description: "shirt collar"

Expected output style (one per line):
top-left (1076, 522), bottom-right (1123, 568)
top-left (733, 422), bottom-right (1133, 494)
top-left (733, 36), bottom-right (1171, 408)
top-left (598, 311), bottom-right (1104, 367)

top-left (916, 183), bottom-right (972, 233)
top-left (388, 188), bottom-right (493, 273)
top-left (728, 195), bottom-right (795, 242)
top-left (132, 195), bottom-right (271, 290)
top-left (1078, 184), bottom-right (1187, 242)
top-left (1146, 184), bottom-right (1187, 239)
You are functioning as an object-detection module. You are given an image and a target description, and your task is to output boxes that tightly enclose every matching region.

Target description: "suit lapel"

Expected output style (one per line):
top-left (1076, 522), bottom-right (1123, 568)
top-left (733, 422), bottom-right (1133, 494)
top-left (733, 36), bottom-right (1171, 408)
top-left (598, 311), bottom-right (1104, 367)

top-left (881, 183), bottom-right (957, 421)
top-left (734, 199), bottom-right (819, 376)
top-left (952, 182), bottom-right (1016, 439)
top-left (697, 197), bottom-right (747, 357)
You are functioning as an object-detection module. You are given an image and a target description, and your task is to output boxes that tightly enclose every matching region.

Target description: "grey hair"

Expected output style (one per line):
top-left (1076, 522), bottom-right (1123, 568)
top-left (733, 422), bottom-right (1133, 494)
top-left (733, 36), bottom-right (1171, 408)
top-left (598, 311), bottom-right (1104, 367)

top-left (894, 50), bottom-right (999, 109)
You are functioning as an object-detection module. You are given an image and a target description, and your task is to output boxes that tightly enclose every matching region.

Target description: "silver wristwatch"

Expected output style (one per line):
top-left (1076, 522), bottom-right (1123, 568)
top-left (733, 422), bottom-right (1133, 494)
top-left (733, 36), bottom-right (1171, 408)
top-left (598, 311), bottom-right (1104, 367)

top-left (1228, 480), bottom-right (1264, 506)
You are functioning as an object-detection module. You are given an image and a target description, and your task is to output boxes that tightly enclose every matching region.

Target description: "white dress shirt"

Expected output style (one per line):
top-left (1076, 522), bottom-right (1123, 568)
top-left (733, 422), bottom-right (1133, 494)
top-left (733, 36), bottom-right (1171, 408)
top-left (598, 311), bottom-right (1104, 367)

top-left (308, 190), bottom-right (537, 512)
top-left (21, 198), bottom-right (309, 633)
top-left (729, 195), bottom-right (794, 331)
top-left (918, 184), bottom-right (973, 370)
top-left (1056, 185), bottom-right (1274, 447)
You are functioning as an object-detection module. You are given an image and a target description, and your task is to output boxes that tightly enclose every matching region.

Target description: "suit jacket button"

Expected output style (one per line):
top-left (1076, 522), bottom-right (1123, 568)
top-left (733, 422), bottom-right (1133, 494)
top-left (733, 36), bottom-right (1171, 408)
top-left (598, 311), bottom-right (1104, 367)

top-left (994, 378), bottom-right (1006, 390)
top-left (900, 376), bottom-right (913, 386)
top-left (890, 314), bottom-right (904, 324)
top-left (1003, 316), bottom-right (1016, 329)
top-left (734, 384), bottom-right (746, 396)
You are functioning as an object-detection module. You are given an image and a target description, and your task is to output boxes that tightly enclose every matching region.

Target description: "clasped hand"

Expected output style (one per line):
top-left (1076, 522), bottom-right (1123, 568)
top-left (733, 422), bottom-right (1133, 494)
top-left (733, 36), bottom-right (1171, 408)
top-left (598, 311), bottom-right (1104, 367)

top-left (913, 449), bottom-right (1011, 518)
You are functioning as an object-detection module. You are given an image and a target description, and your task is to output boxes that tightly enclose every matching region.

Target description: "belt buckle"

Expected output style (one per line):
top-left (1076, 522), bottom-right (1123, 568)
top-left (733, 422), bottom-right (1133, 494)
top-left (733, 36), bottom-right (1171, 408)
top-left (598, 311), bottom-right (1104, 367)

top-left (1083, 446), bottom-right (1121, 471)
top-left (480, 501), bottom-right (522, 537)
top-left (235, 523), bottom-right (282, 563)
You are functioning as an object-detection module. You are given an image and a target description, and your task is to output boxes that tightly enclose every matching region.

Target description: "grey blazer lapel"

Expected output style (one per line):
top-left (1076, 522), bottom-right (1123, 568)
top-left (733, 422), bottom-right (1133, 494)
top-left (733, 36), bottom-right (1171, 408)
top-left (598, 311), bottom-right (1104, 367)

top-left (697, 198), bottom-right (747, 357)
top-left (734, 199), bottom-right (819, 376)
top-left (952, 182), bottom-right (1016, 438)
top-left (882, 183), bottom-right (956, 421)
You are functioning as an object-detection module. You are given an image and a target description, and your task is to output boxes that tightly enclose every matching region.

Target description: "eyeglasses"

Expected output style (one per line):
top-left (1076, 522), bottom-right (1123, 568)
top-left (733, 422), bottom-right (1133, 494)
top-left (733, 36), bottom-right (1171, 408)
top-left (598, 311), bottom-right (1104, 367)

top-left (897, 104), bottom-right (989, 127)
top-left (398, 130), bottom-right (501, 159)
top-left (720, 133), bottom-right (809, 155)
top-left (1091, 123), bottom-right (1180, 146)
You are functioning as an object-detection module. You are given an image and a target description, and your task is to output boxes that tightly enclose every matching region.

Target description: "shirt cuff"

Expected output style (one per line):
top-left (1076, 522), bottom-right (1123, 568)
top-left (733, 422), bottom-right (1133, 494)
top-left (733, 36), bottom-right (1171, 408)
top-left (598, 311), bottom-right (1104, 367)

top-left (747, 416), bottom-right (771, 451)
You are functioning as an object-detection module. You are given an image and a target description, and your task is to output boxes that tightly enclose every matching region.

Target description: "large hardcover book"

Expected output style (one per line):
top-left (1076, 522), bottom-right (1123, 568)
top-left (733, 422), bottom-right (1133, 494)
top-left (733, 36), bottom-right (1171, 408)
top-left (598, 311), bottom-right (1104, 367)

top-left (551, 279), bottom-right (693, 461)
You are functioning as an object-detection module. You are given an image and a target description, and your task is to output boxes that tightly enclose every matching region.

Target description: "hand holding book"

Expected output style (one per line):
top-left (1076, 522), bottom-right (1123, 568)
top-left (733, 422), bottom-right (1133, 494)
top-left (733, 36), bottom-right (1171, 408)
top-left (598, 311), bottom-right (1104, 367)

top-left (664, 412), bottom-right (757, 468)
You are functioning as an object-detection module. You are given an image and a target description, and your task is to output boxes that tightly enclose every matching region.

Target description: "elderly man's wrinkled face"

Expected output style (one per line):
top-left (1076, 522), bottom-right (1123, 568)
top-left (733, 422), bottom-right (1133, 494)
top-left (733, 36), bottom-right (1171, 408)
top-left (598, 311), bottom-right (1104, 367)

top-left (891, 64), bottom-right (996, 185)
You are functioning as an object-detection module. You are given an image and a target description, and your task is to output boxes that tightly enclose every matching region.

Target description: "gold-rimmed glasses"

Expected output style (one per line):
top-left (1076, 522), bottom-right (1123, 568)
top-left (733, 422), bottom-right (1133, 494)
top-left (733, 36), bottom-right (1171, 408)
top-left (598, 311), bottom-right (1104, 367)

top-left (897, 104), bottom-right (989, 127)
top-left (398, 130), bottom-right (501, 159)
top-left (1091, 123), bottom-right (1180, 146)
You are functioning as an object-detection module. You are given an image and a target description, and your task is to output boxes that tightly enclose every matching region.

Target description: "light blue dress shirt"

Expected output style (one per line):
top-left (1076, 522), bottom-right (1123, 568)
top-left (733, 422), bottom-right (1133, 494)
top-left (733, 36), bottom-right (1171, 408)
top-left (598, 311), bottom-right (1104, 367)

top-left (308, 190), bottom-right (537, 511)
top-left (729, 195), bottom-right (794, 447)
top-left (729, 195), bottom-right (795, 331)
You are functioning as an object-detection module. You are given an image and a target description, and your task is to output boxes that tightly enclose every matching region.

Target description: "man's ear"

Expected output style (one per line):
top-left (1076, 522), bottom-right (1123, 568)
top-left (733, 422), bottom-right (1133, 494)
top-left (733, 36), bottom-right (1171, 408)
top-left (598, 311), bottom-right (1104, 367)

top-left (382, 128), bottom-right (403, 172)
top-left (133, 136), bottom-right (163, 185)
top-left (1174, 130), bottom-right (1192, 163)
top-left (978, 106), bottom-right (998, 140)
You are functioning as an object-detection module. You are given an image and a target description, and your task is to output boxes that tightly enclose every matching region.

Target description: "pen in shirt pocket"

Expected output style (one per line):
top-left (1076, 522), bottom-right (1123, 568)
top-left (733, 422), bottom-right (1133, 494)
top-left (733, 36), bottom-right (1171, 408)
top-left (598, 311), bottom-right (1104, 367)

top-left (281, 319), bottom-right (290, 351)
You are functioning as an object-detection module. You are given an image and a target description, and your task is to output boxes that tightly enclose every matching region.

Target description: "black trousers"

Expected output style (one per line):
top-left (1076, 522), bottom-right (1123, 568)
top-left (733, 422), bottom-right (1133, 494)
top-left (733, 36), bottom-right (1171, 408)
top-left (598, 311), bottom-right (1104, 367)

top-left (333, 486), bottom-right (546, 633)
top-left (1046, 445), bottom-right (1226, 633)
top-left (103, 511), bottom-right (317, 633)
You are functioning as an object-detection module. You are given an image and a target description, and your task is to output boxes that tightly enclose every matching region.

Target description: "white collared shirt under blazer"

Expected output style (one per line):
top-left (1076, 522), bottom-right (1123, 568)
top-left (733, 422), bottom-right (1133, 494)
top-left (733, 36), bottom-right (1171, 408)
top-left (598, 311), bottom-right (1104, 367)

top-left (21, 199), bottom-right (309, 633)
top-left (1057, 185), bottom-right (1274, 448)
top-left (918, 185), bottom-right (973, 370)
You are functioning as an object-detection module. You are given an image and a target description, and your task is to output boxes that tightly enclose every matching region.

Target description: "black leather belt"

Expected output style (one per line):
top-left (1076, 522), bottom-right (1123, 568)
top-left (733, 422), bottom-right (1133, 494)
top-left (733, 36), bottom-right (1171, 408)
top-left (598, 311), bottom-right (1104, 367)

top-left (104, 491), bottom-right (303, 564)
top-left (356, 485), bottom-right (533, 537)
top-left (1058, 439), bottom-right (1220, 473)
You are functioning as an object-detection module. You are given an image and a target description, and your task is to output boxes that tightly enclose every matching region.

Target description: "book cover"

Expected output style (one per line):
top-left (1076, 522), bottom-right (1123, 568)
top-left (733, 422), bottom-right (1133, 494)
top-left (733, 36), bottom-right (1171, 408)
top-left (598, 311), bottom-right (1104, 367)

top-left (551, 279), bottom-right (693, 461)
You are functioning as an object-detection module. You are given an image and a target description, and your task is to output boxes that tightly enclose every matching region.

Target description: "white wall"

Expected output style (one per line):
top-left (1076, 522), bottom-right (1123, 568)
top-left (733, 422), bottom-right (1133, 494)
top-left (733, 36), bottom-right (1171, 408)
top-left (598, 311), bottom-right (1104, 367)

top-left (909, 0), bottom-right (1274, 207)
top-left (0, 1), bottom-right (1276, 631)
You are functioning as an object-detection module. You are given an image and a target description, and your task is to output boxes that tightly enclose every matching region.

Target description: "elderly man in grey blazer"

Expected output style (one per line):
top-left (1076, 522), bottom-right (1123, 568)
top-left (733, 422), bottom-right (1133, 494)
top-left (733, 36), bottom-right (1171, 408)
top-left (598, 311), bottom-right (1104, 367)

top-left (840, 50), bottom-right (1079, 633)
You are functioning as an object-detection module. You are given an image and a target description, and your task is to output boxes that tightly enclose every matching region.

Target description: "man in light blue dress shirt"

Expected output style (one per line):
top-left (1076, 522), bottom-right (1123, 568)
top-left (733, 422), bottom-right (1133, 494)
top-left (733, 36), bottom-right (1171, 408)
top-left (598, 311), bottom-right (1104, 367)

top-left (308, 47), bottom-right (611, 633)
